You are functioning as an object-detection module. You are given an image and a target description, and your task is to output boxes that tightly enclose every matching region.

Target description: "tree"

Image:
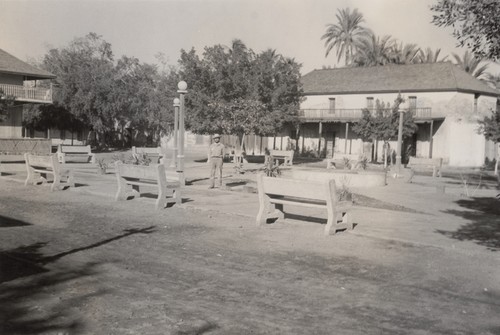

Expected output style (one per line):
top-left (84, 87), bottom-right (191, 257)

top-left (177, 40), bottom-right (303, 143)
top-left (0, 89), bottom-right (15, 122)
top-left (23, 103), bottom-right (86, 144)
top-left (416, 48), bottom-right (449, 63)
top-left (321, 8), bottom-right (371, 66)
top-left (478, 106), bottom-right (500, 175)
top-left (42, 33), bottom-right (116, 145)
top-left (390, 42), bottom-right (420, 65)
top-left (39, 33), bottom-right (177, 147)
top-left (431, 0), bottom-right (500, 60)
top-left (352, 95), bottom-right (418, 162)
top-left (351, 33), bottom-right (396, 67)
top-left (486, 72), bottom-right (500, 90)
top-left (452, 50), bottom-right (489, 79)
top-left (111, 56), bottom-right (176, 146)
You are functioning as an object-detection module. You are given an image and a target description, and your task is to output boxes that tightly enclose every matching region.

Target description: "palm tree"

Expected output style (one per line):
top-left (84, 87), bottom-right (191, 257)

top-left (486, 72), bottom-right (500, 90)
top-left (321, 8), bottom-right (370, 66)
top-left (351, 33), bottom-right (396, 67)
top-left (391, 43), bottom-right (420, 64)
top-left (452, 50), bottom-right (489, 79)
top-left (416, 48), bottom-right (448, 63)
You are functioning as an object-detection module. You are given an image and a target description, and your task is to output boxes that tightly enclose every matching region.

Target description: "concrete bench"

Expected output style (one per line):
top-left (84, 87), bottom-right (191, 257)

top-left (327, 154), bottom-right (362, 169)
top-left (131, 146), bottom-right (165, 164)
top-left (269, 149), bottom-right (294, 166)
top-left (24, 153), bottom-right (75, 191)
top-left (57, 145), bottom-right (96, 164)
top-left (407, 157), bottom-right (442, 177)
top-left (114, 162), bottom-right (181, 210)
top-left (256, 173), bottom-right (353, 235)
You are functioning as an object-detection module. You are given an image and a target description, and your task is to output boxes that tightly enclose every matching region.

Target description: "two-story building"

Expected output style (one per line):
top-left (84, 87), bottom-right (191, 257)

top-left (295, 62), bottom-right (499, 167)
top-left (0, 48), bottom-right (55, 138)
top-left (0, 48), bottom-right (56, 157)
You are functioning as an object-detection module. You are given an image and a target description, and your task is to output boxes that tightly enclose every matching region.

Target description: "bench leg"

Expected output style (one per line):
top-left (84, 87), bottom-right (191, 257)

top-left (325, 210), bottom-right (354, 235)
top-left (274, 203), bottom-right (285, 219)
top-left (256, 206), bottom-right (267, 226)
top-left (66, 170), bottom-right (75, 188)
top-left (24, 166), bottom-right (34, 186)
top-left (256, 194), bottom-right (272, 226)
top-left (115, 177), bottom-right (129, 201)
top-left (51, 172), bottom-right (61, 191)
top-left (256, 200), bottom-right (283, 226)
top-left (156, 186), bottom-right (167, 210)
top-left (173, 188), bottom-right (181, 205)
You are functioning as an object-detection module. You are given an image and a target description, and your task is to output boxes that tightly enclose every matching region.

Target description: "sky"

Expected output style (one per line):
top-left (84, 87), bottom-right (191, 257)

top-left (0, 0), bottom-right (497, 76)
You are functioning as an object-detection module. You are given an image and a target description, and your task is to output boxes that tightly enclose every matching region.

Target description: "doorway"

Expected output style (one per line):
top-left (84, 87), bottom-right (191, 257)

top-left (325, 132), bottom-right (336, 158)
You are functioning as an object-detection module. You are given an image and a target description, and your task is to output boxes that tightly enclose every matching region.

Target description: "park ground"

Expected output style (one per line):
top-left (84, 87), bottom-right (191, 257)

top-left (1, 149), bottom-right (500, 335)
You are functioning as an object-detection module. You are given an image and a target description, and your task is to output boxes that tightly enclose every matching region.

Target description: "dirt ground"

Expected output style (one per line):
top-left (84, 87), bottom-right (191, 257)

top-left (1, 171), bottom-right (500, 334)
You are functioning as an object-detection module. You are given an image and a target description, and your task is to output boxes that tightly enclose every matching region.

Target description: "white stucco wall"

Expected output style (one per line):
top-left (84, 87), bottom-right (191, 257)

top-left (448, 120), bottom-right (486, 166)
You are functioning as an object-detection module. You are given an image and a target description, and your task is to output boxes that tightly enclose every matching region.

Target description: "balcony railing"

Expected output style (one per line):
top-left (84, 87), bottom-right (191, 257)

top-left (298, 108), bottom-right (433, 121)
top-left (0, 83), bottom-right (52, 103)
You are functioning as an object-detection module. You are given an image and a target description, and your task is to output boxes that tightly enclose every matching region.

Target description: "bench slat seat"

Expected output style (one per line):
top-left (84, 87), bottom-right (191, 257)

top-left (256, 174), bottom-right (353, 235)
top-left (24, 153), bottom-right (75, 191)
top-left (57, 145), bottom-right (95, 164)
top-left (269, 150), bottom-right (294, 166)
top-left (407, 157), bottom-right (442, 177)
top-left (114, 162), bottom-right (181, 209)
top-left (131, 146), bottom-right (164, 164)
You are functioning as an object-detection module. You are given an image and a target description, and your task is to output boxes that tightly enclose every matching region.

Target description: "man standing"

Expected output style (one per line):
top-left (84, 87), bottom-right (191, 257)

top-left (208, 134), bottom-right (225, 189)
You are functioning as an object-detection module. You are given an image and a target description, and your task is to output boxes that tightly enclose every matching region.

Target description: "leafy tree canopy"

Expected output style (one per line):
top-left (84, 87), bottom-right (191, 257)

top-left (478, 106), bottom-right (500, 143)
top-left (0, 89), bottom-right (16, 122)
top-left (178, 39), bottom-right (303, 137)
top-left (431, 0), bottom-right (500, 60)
top-left (352, 94), bottom-right (418, 142)
top-left (36, 32), bottom-right (177, 147)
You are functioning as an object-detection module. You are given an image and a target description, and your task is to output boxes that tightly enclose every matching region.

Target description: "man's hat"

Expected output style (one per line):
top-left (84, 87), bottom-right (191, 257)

top-left (213, 134), bottom-right (221, 138)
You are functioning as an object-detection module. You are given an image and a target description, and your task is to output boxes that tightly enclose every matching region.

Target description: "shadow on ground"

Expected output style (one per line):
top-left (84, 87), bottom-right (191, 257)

top-left (0, 215), bottom-right (32, 228)
top-left (0, 219), bottom-right (157, 334)
top-left (437, 197), bottom-right (500, 251)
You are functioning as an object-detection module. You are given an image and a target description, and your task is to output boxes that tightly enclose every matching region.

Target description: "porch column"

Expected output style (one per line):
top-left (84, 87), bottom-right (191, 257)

top-left (318, 122), bottom-right (323, 156)
top-left (429, 120), bottom-right (434, 158)
top-left (295, 125), bottom-right (300, 153)
top-left (344, 122), bottom-right (349, 154)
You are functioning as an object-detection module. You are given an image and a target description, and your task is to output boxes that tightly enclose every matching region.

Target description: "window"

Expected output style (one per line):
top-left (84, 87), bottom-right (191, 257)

top-left (329, 98), bottom-right (335, 114)
top-left (409, 96), bottom-right (417, 111)
top-left (366, 97), bottom-right (374, 110)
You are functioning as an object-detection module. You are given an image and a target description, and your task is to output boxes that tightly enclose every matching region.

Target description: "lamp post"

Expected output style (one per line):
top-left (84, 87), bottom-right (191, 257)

top-left (177, 81), bottom-right (187, 184)
top-left (395, 109), bottom-right (405, 175)
top-left (171, 98), bottom-right (180, 169)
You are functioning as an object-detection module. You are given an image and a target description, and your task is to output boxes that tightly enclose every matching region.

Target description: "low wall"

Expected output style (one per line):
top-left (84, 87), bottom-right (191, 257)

top-left (282, 168), bottom-right (387, 188)
top-left (0, 138), bottom-right (51, 155)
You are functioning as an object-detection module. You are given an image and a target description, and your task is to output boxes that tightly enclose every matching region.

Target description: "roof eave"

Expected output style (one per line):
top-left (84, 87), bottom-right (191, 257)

top-left (303, 87), bottom-right (500, 97)
top-left (0, 69), bottom-right (56, 80)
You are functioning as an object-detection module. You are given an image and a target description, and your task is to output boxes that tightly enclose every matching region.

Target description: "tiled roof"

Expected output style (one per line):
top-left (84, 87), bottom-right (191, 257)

top-left (301, 62), bottom-right (499, 97)
top-left (0, 48), bottom-right (55, 79)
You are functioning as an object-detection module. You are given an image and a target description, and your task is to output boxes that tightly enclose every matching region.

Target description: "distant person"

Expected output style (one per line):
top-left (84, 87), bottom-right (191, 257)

top-left (207, 134), bottom-right (225, 189)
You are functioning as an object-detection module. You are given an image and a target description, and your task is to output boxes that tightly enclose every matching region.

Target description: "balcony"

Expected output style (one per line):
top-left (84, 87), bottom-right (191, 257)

top-left (0, 83), bottom-right (53, 104)
top-left (298, 108), bottom-right (434, 122)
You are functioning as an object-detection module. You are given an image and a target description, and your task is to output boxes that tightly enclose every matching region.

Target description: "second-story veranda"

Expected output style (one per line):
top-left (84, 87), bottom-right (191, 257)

top-left (0, 48), bottom-right (55, 104)
top-left (298, 107), bottom-right (436, 123)
top-left (0, 48), bottom-right (55, 139)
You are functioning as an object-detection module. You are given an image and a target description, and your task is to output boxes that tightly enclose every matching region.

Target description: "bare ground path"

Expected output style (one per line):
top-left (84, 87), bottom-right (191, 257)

top-left (1, 177), bottom-right (499, 335)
